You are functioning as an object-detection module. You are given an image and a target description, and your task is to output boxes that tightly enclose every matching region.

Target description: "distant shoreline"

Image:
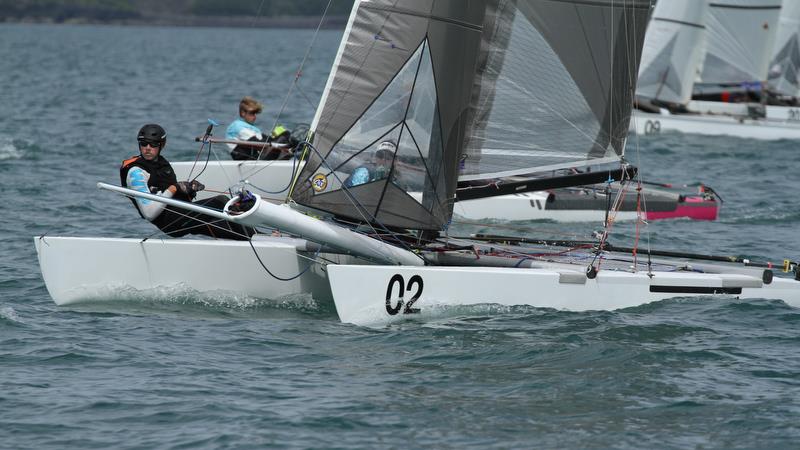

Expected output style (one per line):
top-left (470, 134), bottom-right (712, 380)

top-left (0, 14), bottom-right (349, 29)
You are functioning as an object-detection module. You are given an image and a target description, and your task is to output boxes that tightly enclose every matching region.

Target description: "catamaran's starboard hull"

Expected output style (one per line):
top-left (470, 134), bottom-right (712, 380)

top-left (631, 110), bottom-right (800, 140)
top-left (328, 265), bottom-right (800, 327)
top-left (34, 236), bottom-right (362, 306)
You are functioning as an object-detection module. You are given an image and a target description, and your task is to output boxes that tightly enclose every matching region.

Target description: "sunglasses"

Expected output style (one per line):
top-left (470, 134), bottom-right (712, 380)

top-left (138, 140), bottom-right (162, 148)
top-left (244, 109), bottom-right (259, 115)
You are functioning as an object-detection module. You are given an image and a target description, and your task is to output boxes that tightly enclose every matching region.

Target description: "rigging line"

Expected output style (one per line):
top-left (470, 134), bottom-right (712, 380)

top-left (295, 83), bottom-right (318, 110)
top-left (147, 210), bottom-right (256, 242)
top-left (622, 0), bottom-right (653, 272)
top-left (441, 236), bottom-right (592, 262)
top-left (453, 218), bottom-right (588, 240)
top-left (236, 156), bottom-right (290, 190)
top-left (243, 156), bottom-right (301, 195)
top-left (187, 137), bottom-right (213, 182)
top-left (308, 143), bottom-right (388, 227)
top-left (498, 76), bottom-right (605, 149)
top-left (590, 167), bottom-right (630, 272)
top-left (312, 0), bottom-right (408, 141)
top-left (304, 141), bottom-right (428, 262)
top-left (373, 37), bottom-right (427, 219)
top-left (247, 239), bottom-right (322, 281)
top-left (250, 0), bottom-right (268, 29)
top-left (261, 0), bottom-right (336, 161)
top-left (197, 142), bottom-right (243, 197)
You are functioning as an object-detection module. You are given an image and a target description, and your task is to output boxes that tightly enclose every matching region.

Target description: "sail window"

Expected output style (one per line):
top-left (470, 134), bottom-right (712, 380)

top-left (316, 38), bottom-right (445, 217)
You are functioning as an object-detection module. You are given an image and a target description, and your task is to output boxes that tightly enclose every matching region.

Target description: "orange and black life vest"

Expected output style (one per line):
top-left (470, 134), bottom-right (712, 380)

top-left (119, 155), bottom-right (190, 218)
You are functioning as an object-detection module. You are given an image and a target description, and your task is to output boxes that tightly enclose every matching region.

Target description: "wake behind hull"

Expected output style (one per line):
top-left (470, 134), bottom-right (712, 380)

top-left (328, 265), bottom-right (800, 327)
top-left (34, 236), bottom-right (363, 307)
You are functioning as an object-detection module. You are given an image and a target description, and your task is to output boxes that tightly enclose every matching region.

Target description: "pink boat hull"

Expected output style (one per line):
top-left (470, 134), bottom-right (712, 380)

top-left (646, 196), bottom-right (719, 221)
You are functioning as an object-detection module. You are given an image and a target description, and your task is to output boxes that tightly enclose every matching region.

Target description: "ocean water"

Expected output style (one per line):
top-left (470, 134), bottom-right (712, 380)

top-left (2, 23), bottom-right (800, 449)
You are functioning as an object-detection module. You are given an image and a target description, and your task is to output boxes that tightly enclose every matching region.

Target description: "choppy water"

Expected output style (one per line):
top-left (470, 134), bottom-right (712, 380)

top-left (2, 23), bottom-right (800, 449)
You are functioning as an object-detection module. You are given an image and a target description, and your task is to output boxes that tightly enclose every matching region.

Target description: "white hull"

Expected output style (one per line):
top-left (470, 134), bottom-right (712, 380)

top-left (631, 109), bottom-right (800, 140)
top-left (689, 101), bottom-right (800, 123)
top-left (452, 192), bottom-right (639, 222)
top-left (328, 265), bottom-right (800, 327)
top-left (34, 236), bottom-right (364, 306)
top-left (171, 160), bottom-right (297, 202)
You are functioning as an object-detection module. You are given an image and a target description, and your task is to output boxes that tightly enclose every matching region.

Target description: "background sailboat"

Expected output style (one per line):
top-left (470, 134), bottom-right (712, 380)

top-left (632, 0), bottom-right (800, 140)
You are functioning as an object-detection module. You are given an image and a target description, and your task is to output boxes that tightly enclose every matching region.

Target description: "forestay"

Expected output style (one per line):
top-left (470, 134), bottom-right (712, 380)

top-left (637, 0), bottom-right (708, 105)
top-left (699, 0), bottom-right (781, 85)
top-left (293, 0), bottom-right (650, 231)
top-left (768, 0), bottom-right (800, 96)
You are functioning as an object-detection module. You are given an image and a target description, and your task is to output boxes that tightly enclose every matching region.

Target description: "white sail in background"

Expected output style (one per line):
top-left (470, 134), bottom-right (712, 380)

top-left (637, 0), bottom-right (709, 105)
top-left (768, 0), bottom-right (800, 96)
top-left (700, 0), bottom-right (781, 85)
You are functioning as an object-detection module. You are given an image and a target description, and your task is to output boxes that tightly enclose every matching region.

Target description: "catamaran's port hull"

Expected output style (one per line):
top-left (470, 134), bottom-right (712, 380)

top-left (328, 265), bottom-right (800, 327)
top-left (631, 110), bottom-right (800, 140)
top-left (34, 236), bottom-right (364, 307)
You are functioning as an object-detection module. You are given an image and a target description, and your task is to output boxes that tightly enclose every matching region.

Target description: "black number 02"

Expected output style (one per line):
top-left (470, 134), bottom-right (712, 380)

top-left (385, 274), bottom-right (423, 315)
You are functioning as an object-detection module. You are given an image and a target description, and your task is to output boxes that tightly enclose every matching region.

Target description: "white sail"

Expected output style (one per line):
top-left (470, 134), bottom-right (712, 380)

top-left (699, 0), bottom-right (781, 85)
top-left (637, 0), bottom-right (709, 105)
top-left (768, 0), bottom-right (800, 96)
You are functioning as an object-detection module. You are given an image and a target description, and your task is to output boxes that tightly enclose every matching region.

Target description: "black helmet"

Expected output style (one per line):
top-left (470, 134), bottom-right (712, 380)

top-left (137, 123), bottom-right (167, 147)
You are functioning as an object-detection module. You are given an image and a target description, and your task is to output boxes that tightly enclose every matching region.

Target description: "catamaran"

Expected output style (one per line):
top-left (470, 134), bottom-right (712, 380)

top-left (632, 0), bottom-right (800, 140)
top-left (36, 0), bottom-right (800, 327)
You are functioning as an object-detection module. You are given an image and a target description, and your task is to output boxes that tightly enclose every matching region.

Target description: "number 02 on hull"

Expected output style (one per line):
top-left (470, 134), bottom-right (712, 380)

top-left (328, 265), bottom-right (800, 327)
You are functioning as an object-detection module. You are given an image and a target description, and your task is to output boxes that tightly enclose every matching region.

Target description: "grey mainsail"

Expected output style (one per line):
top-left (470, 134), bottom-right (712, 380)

top-left (293, 0), bottom-right (651, 231)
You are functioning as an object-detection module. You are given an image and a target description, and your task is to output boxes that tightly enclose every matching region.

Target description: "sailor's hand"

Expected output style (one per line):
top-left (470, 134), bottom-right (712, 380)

top-left (190, 180), bottom-right (205, 192)
top-left (175, 181), bottom-right (197, 199)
